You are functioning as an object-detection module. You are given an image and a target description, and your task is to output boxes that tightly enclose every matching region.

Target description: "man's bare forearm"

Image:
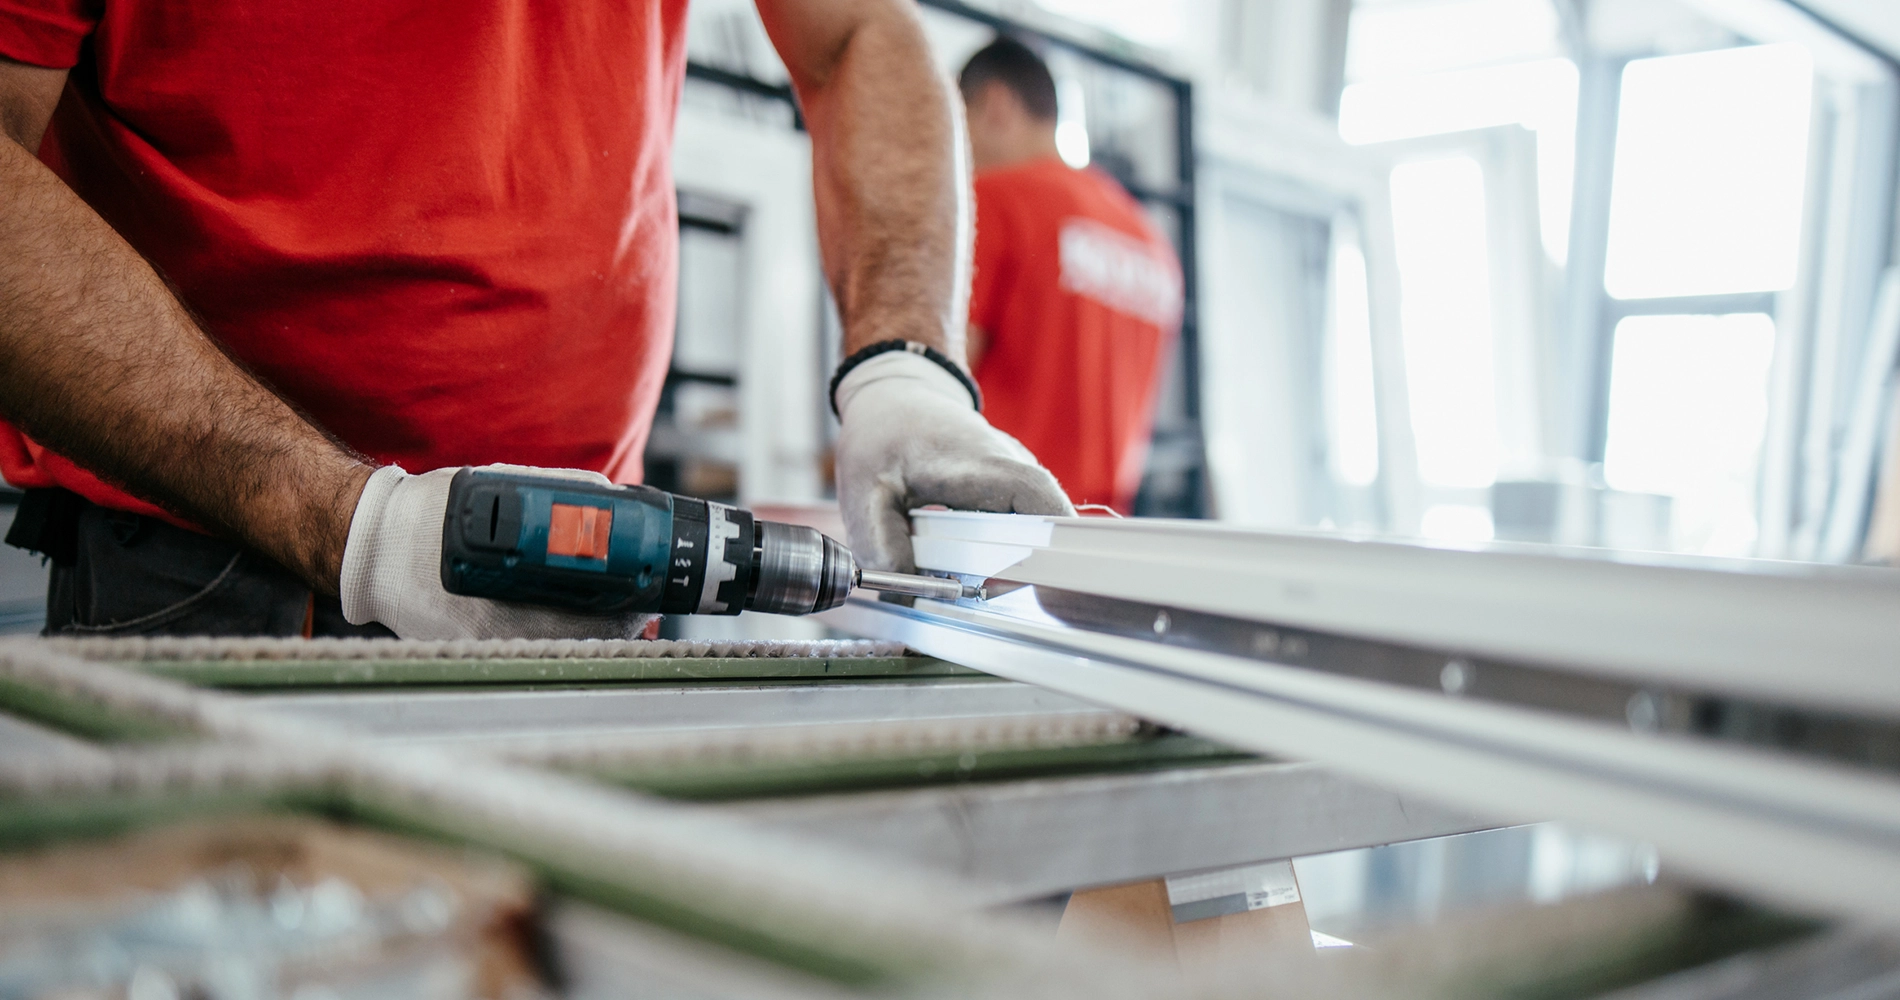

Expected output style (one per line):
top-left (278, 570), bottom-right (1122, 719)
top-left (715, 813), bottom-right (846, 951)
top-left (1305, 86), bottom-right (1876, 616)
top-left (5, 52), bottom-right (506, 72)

top-left (760, 0), bottom-right (970, 364)
top-left (0, 137), bottom-right (370, 591)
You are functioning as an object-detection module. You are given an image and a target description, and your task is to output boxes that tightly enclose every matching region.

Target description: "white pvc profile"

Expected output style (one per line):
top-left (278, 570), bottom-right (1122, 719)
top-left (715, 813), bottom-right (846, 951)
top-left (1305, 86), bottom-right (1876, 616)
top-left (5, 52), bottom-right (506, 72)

top-left (906, 511), bottom-right (1900, 714)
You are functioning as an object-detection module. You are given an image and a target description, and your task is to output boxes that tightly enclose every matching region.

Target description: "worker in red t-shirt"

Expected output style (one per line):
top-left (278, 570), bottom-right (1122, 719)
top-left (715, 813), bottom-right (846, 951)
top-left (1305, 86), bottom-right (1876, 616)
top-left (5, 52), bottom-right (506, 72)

top-left (0, 4), bottom-right (1069, 638)
top-left (959, 38), bottom-right (1182, 515)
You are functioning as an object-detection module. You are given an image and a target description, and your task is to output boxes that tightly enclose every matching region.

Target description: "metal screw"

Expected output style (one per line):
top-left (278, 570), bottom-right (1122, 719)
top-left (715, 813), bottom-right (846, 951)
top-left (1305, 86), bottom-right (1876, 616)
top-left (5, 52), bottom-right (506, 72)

top-left (1626, 692), bottom-right (1661, 732)
top-left (1153, 610), bottom-right (1171, 636)
top-left (1440, 659), bottom-right (1472, 696)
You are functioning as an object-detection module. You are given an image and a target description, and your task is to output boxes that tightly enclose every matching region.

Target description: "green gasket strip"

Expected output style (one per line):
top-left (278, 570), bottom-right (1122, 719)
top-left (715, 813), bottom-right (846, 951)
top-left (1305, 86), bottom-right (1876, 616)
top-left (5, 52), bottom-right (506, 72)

top-left (0, 674), bottom-right (193, 743)
top-left (133, 655), bottom-right (981, 689)
top-left (0, 788), bottom-right (321, 853)
top-left (591, 734), bottom-right (1251, 801)
top-left (335, 789), bottom-right (923, 988)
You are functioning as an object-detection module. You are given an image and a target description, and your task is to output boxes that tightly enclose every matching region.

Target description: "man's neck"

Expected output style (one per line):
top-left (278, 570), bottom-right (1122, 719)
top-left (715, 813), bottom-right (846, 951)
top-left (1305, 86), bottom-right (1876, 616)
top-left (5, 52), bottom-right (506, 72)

top-left (974, 132), bottom-right (1062, 174)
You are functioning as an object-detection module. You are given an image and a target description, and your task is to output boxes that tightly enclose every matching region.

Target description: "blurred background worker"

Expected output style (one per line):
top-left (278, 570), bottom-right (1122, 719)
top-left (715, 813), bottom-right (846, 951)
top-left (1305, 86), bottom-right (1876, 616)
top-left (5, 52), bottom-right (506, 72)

top-left (959, 37), bottom-right (1183, 514)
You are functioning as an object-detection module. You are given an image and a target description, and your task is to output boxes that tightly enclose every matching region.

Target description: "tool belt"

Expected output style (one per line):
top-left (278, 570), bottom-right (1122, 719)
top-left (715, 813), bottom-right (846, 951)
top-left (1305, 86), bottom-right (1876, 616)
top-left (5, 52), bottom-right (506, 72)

top-left (3, 487), bottom-right (88, 567)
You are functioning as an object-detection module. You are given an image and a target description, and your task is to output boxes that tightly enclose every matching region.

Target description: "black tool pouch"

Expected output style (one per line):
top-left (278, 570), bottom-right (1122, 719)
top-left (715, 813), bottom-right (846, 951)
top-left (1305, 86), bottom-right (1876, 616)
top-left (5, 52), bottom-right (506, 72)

top-left (4, 488), bottom-right (87, 567)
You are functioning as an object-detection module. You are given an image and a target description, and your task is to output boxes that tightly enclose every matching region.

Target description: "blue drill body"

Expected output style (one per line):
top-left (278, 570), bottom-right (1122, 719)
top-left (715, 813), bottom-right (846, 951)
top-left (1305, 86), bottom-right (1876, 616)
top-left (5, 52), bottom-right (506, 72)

top-left (440, 467), bottom-right (780, 616)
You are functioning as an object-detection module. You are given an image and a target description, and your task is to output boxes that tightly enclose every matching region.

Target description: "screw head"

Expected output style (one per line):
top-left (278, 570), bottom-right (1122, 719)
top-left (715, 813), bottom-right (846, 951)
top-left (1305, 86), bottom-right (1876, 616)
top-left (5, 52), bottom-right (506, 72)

top-left (1440, 660), bottom-right (1472, 696)
top-left (1626, 692), bottom-right (1661, 732)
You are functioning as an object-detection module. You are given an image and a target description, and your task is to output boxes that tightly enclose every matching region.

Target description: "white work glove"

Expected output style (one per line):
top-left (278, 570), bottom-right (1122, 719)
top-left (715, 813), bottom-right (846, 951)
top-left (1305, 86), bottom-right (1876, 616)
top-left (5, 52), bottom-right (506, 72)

top-left (340, 464), bottom-right (656, 640)
top-left (835, 349), bottom-right (1073, 573)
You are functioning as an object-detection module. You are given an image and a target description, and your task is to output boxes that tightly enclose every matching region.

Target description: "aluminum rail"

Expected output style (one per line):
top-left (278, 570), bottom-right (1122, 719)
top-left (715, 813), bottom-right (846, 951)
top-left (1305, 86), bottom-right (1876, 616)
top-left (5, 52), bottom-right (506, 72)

top-left (725, 759), bottom-right (1490, 903)
top-left (820, 512), bottom-right (1900, 925)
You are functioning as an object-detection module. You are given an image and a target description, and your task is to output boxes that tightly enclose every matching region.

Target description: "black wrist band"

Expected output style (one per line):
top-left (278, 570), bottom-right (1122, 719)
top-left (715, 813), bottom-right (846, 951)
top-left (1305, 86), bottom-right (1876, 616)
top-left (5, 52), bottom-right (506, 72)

top-left (828, 339), bottom-right (982, 417)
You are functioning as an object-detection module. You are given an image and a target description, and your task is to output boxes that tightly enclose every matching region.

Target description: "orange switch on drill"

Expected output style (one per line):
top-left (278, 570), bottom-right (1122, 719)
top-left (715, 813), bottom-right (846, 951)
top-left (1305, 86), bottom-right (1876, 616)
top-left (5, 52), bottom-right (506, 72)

top-left (546, 503), bottom-right (612, 561)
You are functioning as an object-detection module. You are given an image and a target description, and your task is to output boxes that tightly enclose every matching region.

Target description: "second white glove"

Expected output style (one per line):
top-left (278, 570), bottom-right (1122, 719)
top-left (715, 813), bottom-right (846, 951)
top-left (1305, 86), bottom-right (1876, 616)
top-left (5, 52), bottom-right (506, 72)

top-left (834, 350), bottom-right (1073, 573)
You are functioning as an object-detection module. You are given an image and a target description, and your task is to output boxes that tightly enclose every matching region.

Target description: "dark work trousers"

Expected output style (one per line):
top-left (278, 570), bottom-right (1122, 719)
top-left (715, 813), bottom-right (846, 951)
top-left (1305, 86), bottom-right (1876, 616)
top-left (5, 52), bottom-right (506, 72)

top-left (8, 489), bottom-right (393, 638)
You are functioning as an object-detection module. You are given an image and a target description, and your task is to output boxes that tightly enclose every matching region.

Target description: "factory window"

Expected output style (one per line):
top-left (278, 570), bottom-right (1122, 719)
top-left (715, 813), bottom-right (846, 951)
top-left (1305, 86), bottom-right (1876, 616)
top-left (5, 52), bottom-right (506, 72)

top-left (1326, 232), bottom-right (1380, 489)
top-left (1340, 0), bottom-right (1889, 557)
top-left (1340, 0), bottom-right (1573, 542)
top-left (1344, 0), bottom-right (1560, 81)
top-left (1030, 0), bottom-right (1197, 50)
top-left (1603, 45), bottom-right (1814, 300)
top-left (645, 193), bottom-right (747, 505)
top-left (1341, 57), bottom-right (1577, 261)
top-left (1389, 155), bottom-right (1500, 490)
top-left (1593, 43), bottom-right (1814, 555)
top-left (1340, 0), bottom-right (1575, 260)
top-left (1602, 314), bottom-right (1777, 555)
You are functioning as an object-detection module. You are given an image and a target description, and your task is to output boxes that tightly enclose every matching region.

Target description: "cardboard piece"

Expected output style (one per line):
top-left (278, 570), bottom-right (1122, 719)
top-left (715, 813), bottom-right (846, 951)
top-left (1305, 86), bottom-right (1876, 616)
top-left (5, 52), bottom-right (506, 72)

top-left (0, 815), bottom-right (544, 999)
top-left (1059, 861), bottom-right (1318, 980)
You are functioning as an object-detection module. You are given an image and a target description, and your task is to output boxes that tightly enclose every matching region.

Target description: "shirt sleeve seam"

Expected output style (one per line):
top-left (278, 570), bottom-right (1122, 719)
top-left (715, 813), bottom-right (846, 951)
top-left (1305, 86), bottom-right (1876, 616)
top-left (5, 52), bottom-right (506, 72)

top-left (0, 0), bottom-right (92, 69)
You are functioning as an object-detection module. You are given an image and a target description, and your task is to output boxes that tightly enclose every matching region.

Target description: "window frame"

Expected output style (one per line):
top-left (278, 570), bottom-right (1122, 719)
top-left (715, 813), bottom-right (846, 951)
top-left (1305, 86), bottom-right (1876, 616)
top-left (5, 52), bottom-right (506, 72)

top-left (1563, 20), bottom-right (1900, 560)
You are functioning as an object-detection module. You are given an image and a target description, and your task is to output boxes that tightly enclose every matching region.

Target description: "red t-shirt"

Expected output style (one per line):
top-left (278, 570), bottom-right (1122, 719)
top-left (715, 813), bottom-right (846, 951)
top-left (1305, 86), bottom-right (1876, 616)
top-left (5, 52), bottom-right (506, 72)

top-left (970, 157), bottom-right (1181, 513)
top-left (0, 2), bottom-right (687, 521)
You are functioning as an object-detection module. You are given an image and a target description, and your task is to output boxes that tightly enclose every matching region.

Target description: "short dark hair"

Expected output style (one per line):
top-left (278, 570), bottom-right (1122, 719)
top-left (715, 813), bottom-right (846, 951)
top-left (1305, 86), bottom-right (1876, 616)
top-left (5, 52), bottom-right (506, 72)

top-left (959, 36), bottom-right (1058, 121)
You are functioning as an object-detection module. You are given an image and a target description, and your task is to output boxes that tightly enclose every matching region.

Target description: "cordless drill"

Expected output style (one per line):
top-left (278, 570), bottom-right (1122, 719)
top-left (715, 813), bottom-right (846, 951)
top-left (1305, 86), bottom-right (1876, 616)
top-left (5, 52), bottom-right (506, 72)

top-left (438, 467), bottom-right (965, 616)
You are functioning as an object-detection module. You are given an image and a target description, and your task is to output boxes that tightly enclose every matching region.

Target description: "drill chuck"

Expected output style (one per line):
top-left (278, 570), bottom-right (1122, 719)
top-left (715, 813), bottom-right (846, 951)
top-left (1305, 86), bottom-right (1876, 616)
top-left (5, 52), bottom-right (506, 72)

top-left (749, 520), bottom-right (856, 615)
top-left (439, 467), bottom-right (857, 618)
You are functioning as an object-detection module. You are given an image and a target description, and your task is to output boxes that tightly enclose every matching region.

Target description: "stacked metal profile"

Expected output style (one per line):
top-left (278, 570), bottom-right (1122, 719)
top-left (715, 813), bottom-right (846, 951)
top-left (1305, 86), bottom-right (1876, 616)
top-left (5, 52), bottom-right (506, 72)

top-left (0, 635), bottom-right (1174, 998)
top-left (1, 600), bottom-right (1892, 996)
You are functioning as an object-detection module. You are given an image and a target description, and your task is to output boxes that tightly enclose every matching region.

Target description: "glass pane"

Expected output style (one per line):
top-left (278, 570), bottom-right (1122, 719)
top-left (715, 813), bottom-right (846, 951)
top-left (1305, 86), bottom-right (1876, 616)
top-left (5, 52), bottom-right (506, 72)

top-left (1421, 503), bottom-right (1496, 542)
top-left (1326, 233), bottom-right (1380, 488)
top-left (1345, 0), bottom-right (1563, 81)
top-left (1339, 58), bottom-right (1578, 260)
top-left (1390, 156), bottom-right (1500, 489)
top-left (1602, 313), bottom-right (1777, 555)
top-left (674, 225), bottom-right (744, 375)
top-left (1603, 44), bottom-right (1814, 300)
top-left (1032, 0), bottom-right (1197, 49)
top-left (1045, 48), bottom-right (1180, 196)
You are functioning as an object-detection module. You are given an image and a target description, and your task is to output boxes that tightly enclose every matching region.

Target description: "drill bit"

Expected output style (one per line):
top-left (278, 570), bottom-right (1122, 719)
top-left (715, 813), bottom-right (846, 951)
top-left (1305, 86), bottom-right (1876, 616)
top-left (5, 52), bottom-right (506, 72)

top-left (854, 569), bottom-right (975, 601)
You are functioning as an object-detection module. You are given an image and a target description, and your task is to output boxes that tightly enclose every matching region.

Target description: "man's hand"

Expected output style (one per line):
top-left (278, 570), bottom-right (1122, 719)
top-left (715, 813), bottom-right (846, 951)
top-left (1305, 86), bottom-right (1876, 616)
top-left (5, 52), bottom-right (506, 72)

top-left (340, 465), bottom-right (656, 639)
top-left (835, 352), bottom-right (1071, 572)
top-left (756, 1), bottom-right (1071, 564)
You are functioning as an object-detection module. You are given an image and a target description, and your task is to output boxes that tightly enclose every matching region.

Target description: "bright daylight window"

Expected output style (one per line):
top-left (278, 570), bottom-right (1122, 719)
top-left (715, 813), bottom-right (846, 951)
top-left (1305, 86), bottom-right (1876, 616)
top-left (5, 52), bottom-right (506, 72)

top-left (1339, 0), bottom-right (1576, 259)
top-left (1339, 0), bottom-right (1574, 540)
top-left (1325, 232), bottom-right (1380, 488)
top-left (1598, 43), bottom-right (1813, 555)
top-left (1340, 59), bottom-right (1577, 259)
top-left (1389, 156), bottom-right (1499, 490)
top-left (1603, 44), bottom-right (1814, 300)
top-left (1603, 314), bottom-right (1778, 555)
top-left (1344, 0), bottom-right (1819, 553)
top-left (1030, 0), bottom-right (1194, 50)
